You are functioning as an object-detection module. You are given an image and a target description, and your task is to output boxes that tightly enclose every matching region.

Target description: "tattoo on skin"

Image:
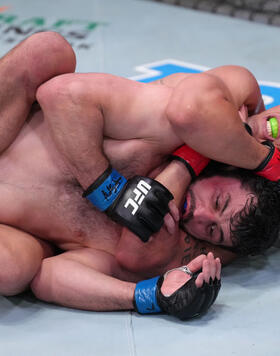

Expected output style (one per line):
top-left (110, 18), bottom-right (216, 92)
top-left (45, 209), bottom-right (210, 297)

top-left (181, 232), bottom-right (207, 265)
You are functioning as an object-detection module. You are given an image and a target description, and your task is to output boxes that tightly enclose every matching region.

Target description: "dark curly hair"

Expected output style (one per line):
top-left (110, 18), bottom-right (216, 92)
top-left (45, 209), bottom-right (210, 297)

top-left (197, 162), bottom-right (280, 256)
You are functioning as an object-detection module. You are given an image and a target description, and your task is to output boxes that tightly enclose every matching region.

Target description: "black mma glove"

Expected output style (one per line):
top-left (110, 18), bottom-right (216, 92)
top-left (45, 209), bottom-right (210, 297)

top-left (134, 266), bottom-right (221, 320)
top-left (83, 165), bottom-right (173, 242)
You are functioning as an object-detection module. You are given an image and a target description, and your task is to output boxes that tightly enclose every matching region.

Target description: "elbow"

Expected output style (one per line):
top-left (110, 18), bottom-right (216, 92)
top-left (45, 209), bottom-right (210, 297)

top-left (36, 73), bottom-right (84, 112)
top-left (165, 97), bottom-right (202, 136)
top-left (115, 248), bottom-right (138, 273)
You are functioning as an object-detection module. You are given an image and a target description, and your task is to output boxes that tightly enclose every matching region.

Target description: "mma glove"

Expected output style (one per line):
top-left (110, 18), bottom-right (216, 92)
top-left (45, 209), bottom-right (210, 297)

top-left (170, 145), bottom-right (210, 180)
top-left (134, 266), bottom-right (221, 320)
top-left (83, 165), bottom-right (173, 242)
top-left (254, 141), bottom-right (280, 181)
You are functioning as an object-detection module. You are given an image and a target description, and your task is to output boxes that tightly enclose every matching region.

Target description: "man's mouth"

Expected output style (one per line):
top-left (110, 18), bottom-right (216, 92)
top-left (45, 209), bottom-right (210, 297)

top-left (182, 189), bottom-right (196, 224)
top-left (266, 117), bottom-right (279, 139)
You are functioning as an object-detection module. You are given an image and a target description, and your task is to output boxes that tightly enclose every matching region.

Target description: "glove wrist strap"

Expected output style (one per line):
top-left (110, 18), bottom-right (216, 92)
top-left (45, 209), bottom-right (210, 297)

top-left (253, 141), bottom-right (275, 172)
top-left (134, 277), bottom-right (162, 314)
top-left (82, 165), bottom-right (127, 211)
top-left (170, 156), bottom-right (196, 180)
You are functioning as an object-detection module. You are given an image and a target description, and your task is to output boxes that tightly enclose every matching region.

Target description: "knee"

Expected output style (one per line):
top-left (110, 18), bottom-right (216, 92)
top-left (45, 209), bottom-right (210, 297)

top-left (21, 32), bottom-right (76, 94)
top-left (26, 31), bottom-right (76, 71)
top-left (0, 250), bottom-right (31, 296)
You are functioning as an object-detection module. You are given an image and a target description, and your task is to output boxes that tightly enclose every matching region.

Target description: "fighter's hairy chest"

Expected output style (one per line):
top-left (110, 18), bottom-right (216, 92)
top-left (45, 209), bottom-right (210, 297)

top-left (0, 121), bottom-right (166, 247)
top-left (0, 173), bottom-right (121, 251)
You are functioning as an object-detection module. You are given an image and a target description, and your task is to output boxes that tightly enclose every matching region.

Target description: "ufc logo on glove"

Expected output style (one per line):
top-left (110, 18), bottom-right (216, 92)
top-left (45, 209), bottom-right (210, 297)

top-left (124, 180), bottom-right (151, 215)
top-left (83, 165), bottom-right (173, 242)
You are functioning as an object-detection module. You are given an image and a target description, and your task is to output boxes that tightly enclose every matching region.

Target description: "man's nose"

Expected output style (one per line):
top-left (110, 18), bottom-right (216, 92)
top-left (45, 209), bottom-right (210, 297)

top-left (193, 205), bottom-right (217, 224)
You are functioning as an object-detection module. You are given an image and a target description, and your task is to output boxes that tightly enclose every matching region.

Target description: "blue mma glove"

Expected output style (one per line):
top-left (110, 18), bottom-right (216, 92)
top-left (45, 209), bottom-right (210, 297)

top-left (83, 165), bottom-right (173, 242)
top-left (134, 266), bottom-right (221, 320)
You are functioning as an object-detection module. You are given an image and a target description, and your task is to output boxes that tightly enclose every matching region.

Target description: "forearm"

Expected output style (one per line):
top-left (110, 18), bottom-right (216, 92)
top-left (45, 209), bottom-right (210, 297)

top-left (36, 73), bottom-right (109, 190)
top-left (154, 160), bottom-right (191, 205)
top-left (168, 85), bottom-right (269, 169)
top-left (31, 253), bottom-right (136, 311)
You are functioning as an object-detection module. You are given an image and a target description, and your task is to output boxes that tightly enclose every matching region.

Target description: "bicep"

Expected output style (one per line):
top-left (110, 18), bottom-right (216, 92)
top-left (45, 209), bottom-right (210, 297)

top-left (207, 65), bottom-right (264, 114)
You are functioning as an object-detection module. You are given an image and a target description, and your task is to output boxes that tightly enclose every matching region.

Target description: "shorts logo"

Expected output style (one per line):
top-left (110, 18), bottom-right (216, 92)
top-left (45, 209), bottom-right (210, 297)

top-left (124, 180), bottom-right (151, 215)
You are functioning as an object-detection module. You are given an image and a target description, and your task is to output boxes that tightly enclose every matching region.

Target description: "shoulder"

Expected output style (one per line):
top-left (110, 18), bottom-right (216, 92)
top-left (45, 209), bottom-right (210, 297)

top-left (151, 73), bottom-right (192, 88)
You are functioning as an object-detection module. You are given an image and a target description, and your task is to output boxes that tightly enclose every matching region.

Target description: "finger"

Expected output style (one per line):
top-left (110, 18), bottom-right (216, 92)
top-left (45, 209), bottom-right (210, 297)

top-left (202, 258), bottom-right (211, 284)
top-left (215, 258), bottom-right (221, 280)
top-left (238, 104), bottom-right (248, 123)
top-left (195, 272), bottom-right (204, 288)
top-left (207, 252), bottom-right (216, 280)
top-left (187, 254), bottom-right (207, 273)
top-left (163, 213), bottom-right (176, 235)
top-left (168, 200), bottom-right (180, 222)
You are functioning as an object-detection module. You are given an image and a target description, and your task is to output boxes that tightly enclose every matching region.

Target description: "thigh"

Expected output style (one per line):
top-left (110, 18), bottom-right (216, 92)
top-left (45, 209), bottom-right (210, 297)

top-left (0, 32), bottom-right (75, 155)
top-left (0, 224), bottom-right (54, 296)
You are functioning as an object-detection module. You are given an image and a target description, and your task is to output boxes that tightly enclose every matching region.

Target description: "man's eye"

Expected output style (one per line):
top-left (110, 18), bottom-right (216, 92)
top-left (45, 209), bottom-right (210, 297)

top-left (215, 196), bottom-right (220, 210)
top-left (210, 223), bottom-right (216, 236)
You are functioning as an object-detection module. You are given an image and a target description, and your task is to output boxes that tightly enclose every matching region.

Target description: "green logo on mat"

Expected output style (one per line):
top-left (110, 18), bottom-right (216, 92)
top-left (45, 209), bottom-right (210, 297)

top-left (0, 13), bottom-right (106, 49)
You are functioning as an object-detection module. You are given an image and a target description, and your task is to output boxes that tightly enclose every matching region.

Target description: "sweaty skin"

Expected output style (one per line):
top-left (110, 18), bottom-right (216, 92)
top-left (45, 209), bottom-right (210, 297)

top-left (0, 33), bottom-right (271, 312)
top-left (0, 68), bottom-right (248, 258)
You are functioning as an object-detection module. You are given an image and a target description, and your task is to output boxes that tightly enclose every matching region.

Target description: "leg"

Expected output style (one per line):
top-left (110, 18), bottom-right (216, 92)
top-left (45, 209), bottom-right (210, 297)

top-left (0, 225), bottom-right (54, 296)
top-left (30, 248), bottom-right (136, 311)
top-left (0, 31), bottom-right (76, 154)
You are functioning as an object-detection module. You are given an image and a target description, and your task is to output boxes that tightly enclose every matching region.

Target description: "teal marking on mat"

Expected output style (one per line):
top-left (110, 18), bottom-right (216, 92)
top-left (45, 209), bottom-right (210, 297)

top-left (0, 12), bottom-right (105, 50)
top-left (131, 59), bottom-right (280, 110)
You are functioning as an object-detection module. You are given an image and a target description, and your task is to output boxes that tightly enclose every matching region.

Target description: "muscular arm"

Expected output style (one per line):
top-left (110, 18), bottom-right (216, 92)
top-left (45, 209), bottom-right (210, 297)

top-left (31, 247), bottom-right (221, 320)
top-left (207, 65), bottom-right (265, 115)
top-left (165, 65), bottom-right (269, 169)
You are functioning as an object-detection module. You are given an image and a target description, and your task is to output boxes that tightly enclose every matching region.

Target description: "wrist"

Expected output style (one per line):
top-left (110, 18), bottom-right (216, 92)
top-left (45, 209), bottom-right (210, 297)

top-left (155, 160), bottom-right (191, 202)
top-left (165, 160), bottom-right (192, 179)
top-left (134, 277), bottom-right (162, 314)
top-left (253, 142), bottom-right (271, 170)
top-left (171, 145), bottom-right (210, 179)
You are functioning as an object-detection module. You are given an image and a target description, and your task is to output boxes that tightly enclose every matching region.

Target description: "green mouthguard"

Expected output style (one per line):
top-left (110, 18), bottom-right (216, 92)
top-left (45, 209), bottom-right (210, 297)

top-left (269, 117), bottom-right (278, 139)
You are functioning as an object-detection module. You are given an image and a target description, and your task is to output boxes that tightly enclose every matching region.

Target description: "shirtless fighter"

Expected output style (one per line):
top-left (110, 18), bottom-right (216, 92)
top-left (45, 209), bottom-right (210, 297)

top-left (34, 31), bottom-right (280, 315)
top-left (0, 32), bottom-right (279, 320)
top-left (34, 30), bottom-right (280, 256)
top-left (0, 31), bottom-right (221, 320)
